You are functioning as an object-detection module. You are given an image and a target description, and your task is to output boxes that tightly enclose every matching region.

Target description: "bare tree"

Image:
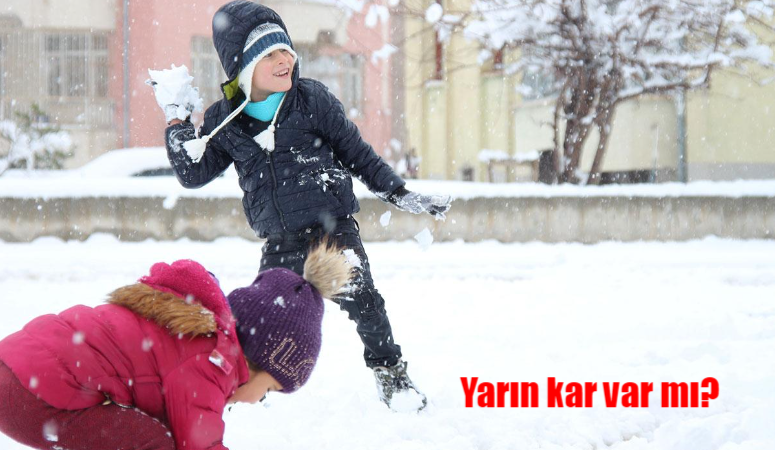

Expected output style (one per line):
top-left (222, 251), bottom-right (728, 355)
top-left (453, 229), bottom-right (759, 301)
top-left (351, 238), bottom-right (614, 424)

top-left (462, 0), bottom-right (775, 183)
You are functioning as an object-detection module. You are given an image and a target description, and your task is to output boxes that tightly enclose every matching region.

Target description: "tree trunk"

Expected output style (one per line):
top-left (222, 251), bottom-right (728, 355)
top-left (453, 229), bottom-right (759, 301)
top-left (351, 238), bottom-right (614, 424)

top-left (587, 115), bottom-right (613, 185)
top-left (559, 70), bottom-right (597, 184)
top-left (587, 79), bottom-right (622, 185)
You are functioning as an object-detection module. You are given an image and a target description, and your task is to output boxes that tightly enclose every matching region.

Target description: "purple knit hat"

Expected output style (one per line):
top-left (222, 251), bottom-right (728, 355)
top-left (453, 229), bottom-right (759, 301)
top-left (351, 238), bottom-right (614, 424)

top-left (227, 268), bottom-right (324, 393)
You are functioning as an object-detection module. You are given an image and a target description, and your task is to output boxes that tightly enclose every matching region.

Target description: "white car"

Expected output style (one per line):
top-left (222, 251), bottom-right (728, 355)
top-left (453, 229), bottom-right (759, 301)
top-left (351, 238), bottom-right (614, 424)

top-left (76, 147), bottom-right (174, 177)
top-left (5, 147), bottom-right (235, 178)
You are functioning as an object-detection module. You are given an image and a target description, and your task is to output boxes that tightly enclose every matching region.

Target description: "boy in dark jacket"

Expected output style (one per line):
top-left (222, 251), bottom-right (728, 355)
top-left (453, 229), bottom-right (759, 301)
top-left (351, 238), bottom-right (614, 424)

top-left (155, 0), bottom-right (450, 411)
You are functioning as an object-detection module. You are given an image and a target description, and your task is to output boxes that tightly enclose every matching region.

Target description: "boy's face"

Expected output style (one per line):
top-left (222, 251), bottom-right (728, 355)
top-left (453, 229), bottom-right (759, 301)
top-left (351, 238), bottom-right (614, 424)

top-left (250, 49), bottom-right (295, 102)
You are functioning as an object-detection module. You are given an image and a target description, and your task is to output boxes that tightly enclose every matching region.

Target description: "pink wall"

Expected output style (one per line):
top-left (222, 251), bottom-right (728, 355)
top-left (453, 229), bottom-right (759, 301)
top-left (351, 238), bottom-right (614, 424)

top-left (122, 1), bottom-right (225, 148)
top-left (110, 1), bottom-right (392, 154)
top-left (344, 7), bottom-right (393, 159)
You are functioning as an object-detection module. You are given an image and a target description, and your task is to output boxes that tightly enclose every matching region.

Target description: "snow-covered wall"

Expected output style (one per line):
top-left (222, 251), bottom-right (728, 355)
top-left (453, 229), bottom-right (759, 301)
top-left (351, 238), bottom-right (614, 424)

top-left (1, 192), bottom-right (773, 243)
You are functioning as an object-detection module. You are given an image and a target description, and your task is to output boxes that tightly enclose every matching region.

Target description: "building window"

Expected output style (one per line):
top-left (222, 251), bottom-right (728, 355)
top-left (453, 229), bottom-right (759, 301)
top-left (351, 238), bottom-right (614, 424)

top-left (492, 46), bottom-right (504, 71)
top-left (433, 0), bottom-right (444, 80)
top-left (0, 29), bottom-right (112, 129)
top-left (45, 32), bottom-right (108, 98)
top-left (341, 53), bottom-right (364, 116)
top-left (297, 44), bottom-right (364, 116)
top-left (434, 35), bottom-right (444, 80)
top-left (0, 37), bottom-right (5, 99)
top-left (521, 69), bottom-right (557, 100)
top-left (191, 36), bottom-right (227, 106)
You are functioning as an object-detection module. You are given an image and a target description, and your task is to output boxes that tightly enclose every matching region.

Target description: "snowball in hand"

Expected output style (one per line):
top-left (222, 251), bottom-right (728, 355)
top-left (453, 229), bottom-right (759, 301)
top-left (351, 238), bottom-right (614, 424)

top-left (147, 64), bottom-right (204, 122)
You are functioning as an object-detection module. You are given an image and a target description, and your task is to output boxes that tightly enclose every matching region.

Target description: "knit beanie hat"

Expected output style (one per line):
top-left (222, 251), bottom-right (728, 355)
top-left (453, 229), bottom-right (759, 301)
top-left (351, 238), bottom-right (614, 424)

top-left (139, 259), bottom-right (234, 333)
top-left (227, 242), bottom-right (352, 393)
top-left (184, 22), bottom-right (297, 160)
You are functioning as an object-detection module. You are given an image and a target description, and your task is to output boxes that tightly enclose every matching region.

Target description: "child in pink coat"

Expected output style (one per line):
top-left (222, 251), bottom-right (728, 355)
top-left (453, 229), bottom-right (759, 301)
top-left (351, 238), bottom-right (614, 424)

top-left (0, 244), bottom-right (351, 450)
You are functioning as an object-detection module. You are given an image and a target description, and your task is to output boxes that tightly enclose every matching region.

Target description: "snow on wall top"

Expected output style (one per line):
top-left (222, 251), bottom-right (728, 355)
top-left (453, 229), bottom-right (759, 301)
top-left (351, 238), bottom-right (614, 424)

top-left (0, 176), bottom-right (774, 200)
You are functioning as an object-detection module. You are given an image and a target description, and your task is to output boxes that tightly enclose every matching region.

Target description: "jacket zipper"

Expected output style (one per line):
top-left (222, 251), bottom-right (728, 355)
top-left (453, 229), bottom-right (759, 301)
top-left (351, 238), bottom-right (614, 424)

top-left (225, 81), bottom-right (294, 233)
top-left (267, 151), bottom-right (289, 232)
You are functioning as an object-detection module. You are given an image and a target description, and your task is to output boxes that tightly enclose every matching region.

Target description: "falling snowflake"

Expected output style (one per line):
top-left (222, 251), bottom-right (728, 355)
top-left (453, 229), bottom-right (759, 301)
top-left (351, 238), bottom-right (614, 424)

top-left (414, 227), bottom-right (434, 250)
top-left (72, 331), bottom-right (85, 345)
top-left (343, 249), bottom-right (362, 269)
top-left (380, 210), bottom-right (392, 227)
top-left (43, 420), bottom-right (58, 442)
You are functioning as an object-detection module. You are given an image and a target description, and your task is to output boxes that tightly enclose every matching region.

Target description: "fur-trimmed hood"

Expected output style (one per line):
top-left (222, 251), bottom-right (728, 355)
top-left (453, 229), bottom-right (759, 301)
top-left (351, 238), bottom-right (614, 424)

top-left (108, 284), bottom-right (219, 337)
top-left (0, 284), bottom-right (250, 450)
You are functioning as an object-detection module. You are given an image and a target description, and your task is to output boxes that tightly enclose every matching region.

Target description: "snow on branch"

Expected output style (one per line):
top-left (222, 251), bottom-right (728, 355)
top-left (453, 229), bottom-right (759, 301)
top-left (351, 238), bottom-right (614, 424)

top-left (457, 0), bottom-right (775, 184)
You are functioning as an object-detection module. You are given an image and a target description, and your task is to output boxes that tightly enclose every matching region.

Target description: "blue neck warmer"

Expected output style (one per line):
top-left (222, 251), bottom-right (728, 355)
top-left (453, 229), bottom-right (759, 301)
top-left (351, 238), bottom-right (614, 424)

top-left (243, 92), bottom-right (285, 122)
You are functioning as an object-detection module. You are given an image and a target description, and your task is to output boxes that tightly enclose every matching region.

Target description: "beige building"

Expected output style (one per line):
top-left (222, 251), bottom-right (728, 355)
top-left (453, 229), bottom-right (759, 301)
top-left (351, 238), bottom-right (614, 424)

top-left (399, 0), bottom-right (775, 182)
top-left (0, 0), bottom-right (118, 167)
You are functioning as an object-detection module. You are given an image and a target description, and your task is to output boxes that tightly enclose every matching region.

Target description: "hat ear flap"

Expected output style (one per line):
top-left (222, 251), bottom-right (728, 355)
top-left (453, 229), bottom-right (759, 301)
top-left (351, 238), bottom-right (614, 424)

top-left (238, 59), bottom-right (258, 100)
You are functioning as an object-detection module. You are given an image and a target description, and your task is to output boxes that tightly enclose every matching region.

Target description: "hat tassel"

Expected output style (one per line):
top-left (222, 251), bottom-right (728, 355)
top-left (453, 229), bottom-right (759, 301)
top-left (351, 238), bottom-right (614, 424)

top-left (183, 136), bottom-right (209, 163)
top-left (255, 125), bottom-right (276, 151)
top-left (182, 98), bottom-right (250, 163)
top-left (253, 93), bottom-right (286, 153)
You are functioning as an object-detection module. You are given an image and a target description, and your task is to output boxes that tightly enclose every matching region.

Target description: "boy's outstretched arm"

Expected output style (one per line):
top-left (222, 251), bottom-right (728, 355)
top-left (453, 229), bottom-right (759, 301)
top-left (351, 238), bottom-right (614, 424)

top-left (315, 86), bottom-right (451, 219)
top-left (147, 65), bottom-right (232, 189)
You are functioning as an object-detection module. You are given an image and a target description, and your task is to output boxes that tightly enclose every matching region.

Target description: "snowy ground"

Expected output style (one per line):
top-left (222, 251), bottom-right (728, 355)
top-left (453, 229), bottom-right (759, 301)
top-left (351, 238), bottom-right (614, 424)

top-left (1, 236), bottom-right (774, 450)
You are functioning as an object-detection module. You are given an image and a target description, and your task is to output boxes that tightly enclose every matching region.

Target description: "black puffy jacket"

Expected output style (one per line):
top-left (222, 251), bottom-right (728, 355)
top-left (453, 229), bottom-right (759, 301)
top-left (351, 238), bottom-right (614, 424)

top-left (165, 1), bottom-right (404, 237)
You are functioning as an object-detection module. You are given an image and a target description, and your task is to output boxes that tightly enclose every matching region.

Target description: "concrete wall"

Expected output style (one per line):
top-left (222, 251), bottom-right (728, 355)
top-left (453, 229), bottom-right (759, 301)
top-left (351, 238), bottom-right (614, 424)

top-left (2, 196), bottom-right (772, 243)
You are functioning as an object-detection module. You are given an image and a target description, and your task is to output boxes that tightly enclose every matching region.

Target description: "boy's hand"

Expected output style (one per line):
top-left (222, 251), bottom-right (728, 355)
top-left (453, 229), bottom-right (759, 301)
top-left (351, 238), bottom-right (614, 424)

top-left (146, 64), bottom-right (204, 123)
top-left (388, 187), bottom-right (452, 220)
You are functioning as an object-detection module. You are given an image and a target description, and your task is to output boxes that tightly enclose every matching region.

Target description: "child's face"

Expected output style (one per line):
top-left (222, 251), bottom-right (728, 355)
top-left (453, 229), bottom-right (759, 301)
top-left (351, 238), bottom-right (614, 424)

top-left (250, 49), bottom-right (295, 102)
top-left (229, 369), bottom-right (283, 404)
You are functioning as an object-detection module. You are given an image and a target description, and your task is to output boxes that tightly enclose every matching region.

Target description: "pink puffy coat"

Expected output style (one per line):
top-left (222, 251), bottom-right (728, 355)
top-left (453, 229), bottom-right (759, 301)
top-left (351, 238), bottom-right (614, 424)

top-left (0, 278), bottom-right (250, 450)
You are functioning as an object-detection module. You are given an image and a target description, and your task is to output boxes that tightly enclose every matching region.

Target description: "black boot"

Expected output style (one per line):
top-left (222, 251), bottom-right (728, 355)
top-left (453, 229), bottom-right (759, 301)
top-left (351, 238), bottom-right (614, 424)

top-left (373, 360), bottom-right (427, 412)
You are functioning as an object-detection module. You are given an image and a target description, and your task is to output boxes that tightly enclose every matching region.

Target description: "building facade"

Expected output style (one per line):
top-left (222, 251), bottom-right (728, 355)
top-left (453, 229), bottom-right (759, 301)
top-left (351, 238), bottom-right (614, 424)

top-left (0, 0), bottom-right (394, 168)
top-left (399, 0), bottom-right (775, 182)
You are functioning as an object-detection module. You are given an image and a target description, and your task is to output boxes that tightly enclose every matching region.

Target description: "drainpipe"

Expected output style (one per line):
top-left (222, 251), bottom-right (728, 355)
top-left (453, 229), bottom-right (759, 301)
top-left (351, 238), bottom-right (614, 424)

top-left (676, 87), bottom-right (687, 183)
top-left (122, 0), bottom-right (130, 148)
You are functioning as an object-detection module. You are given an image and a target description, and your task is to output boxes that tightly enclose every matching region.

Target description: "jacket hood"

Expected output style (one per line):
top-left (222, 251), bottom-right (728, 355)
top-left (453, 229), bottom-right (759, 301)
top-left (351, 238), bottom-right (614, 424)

top-left (108, 284), bottom-right (219, 336)
top-left (212, 1), bottom-right (300, 101)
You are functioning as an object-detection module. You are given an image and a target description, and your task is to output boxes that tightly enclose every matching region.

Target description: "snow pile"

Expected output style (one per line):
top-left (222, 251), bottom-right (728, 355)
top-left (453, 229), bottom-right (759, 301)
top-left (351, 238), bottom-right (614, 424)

top-left (389, 389), bottom-right (426, 413)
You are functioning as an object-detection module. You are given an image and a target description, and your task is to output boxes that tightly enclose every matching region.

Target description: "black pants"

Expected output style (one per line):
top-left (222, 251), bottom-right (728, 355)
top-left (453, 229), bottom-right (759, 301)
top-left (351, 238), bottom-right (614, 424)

top-left (260, 216), bottom-right (402, 368)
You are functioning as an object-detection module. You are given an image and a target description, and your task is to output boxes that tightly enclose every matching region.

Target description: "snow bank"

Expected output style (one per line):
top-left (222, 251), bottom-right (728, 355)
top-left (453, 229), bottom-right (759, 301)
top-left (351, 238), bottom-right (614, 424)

top-left (1, 176), bottom-right (774, 200)
top-left (0, 237), bottom-right (773, 449)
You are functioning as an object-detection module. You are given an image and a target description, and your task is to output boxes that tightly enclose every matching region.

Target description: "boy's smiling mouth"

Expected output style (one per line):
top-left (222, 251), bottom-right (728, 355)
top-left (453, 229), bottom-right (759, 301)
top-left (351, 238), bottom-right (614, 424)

top-left (274, 69), bottom-right (290, 77)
